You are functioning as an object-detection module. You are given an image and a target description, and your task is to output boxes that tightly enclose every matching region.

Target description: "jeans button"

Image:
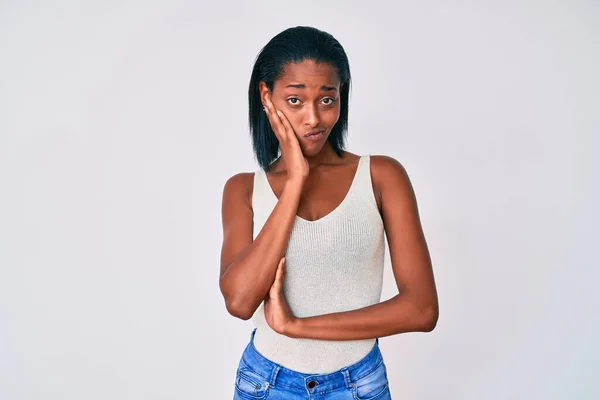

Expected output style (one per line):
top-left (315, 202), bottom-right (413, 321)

top-left (307, 380), bottom-right (317, 389)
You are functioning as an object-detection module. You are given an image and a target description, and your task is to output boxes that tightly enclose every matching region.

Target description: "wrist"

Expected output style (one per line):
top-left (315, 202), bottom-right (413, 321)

top-left (285, 317), bottom-right (304, 338)
top-left (285, 176), bottom-right (306, 189)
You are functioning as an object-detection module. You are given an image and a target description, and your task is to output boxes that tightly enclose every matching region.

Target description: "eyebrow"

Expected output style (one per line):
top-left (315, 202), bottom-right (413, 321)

top-left (285, 84), bottom-right (337, 92)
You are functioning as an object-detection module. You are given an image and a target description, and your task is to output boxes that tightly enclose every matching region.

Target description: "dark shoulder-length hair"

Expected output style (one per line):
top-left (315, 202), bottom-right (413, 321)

top-left (248, 26), bottom-right (352, 171)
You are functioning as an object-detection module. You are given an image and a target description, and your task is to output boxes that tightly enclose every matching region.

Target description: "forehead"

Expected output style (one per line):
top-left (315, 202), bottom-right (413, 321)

top-left (274, 60), bottom-right (340, 90)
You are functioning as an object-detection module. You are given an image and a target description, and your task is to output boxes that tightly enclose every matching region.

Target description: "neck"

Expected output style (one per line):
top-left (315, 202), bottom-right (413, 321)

top-left (305, 142), bottom-right (340, 168)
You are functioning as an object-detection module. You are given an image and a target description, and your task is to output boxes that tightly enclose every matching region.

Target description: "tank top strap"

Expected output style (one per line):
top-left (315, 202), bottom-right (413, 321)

top-left (252, 167), bottom-right (276, 213)
top-left (348, 154), bottom-right (377, 208)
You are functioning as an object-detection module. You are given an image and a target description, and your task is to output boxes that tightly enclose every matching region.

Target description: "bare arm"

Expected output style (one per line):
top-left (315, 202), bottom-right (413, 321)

top-left (219, 175), bottom-right (303, 320)
top-left (219, 91), bottom-right (309, 320)
top-left (282, 155), bottom-right (439, 339)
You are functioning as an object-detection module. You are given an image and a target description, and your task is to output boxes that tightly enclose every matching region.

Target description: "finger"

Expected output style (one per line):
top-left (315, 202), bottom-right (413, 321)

top-left (266, 96), bottom-right (289, 133)
top-left (279, 256), bottom-right (286, 279)
top-left (266, 93), bottom-right (275, 111)
top-left (264, 95), bottom-right (287, 142)
top-left (263, 94), bottom-right (280, 126)
top-left (276, 110), bottom-right (295, 138)
top-left (273, 258), bottom-right (285, 291)
top-left (275, 258), bottom-right (283, 282)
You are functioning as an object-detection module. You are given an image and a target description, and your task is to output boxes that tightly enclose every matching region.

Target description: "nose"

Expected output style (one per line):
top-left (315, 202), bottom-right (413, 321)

top-left (304, 104), bottom-right (320, 129)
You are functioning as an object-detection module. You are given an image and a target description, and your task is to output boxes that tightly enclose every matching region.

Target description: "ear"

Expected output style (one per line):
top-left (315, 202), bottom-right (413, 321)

top-left (258, 81), bottom-right (270, 107)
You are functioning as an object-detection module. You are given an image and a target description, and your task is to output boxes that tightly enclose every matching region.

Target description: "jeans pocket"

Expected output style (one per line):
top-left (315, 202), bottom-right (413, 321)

top-left (352, 359), bottom-right (390, 400)
top-left (234, 366), bottom-right (271, 399)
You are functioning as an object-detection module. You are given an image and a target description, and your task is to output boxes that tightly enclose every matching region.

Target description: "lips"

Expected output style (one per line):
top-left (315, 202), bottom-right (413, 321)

top-left (304, 130), bottom-right (325, 137)
top-left (303, 130), bottom-right (324, 142)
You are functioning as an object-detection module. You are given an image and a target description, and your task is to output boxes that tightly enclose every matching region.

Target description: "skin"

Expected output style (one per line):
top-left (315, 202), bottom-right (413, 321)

top-left (220, 59), bottom-right (439, 340)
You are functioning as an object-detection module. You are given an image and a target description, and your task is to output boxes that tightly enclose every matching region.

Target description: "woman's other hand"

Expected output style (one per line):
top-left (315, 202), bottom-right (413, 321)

top-left (264, 257), bottom-right (297, 335)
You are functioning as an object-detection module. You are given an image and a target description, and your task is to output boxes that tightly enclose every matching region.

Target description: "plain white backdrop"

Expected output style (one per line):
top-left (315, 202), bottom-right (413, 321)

top-left (1, 1), bottom-right (598, 399)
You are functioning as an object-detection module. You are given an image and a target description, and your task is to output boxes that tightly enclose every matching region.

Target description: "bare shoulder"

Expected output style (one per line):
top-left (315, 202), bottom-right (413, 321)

top-left (370, 154), bottom-right (408, 174)
top-left (369, 155), bottom-right (416, 207)
top-left (220, 171), bottom-right (256, 278)
top-left (223, 171), bottom-right (255, 191)
top-left (222, 171), bottom-right (255, 207)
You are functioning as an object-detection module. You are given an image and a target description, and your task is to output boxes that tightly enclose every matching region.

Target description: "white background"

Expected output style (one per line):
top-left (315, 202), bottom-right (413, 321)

top-left (1, 1), bottom-right (598, 399)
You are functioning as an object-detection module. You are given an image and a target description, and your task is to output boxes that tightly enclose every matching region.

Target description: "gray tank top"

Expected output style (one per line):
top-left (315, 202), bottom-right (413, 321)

top-left (250, 154), bottom-right (385, 373)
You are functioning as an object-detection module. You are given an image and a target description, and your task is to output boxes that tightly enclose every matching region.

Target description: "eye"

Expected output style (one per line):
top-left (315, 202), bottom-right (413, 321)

top-left (287, 97), bottom-right (302, 106)
top-left (321, 97), bottom-right (336, 106)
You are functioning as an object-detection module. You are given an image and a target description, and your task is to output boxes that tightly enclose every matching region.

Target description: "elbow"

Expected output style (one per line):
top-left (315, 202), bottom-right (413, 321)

top-left (419, 303), bottom-right (439, 332)
top-left (219, 273), bottom-right (262, 320)
top-left (411, 301), bottom-right (440, 332)
top-left (220, 278), bottom-right (256, 320)
top-left (225, 297), bottom-right (255, 321)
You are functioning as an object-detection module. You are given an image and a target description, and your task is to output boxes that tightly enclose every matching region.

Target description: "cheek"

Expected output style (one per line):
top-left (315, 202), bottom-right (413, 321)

top-left (324, 108), bottom-right (341, 127)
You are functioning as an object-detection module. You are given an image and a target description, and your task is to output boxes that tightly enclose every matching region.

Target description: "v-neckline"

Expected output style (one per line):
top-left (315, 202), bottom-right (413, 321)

top-left (262, 156), bottom-right (363, 224)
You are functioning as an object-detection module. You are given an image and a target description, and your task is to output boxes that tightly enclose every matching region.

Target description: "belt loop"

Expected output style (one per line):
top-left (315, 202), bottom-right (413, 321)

top-left (269, 365), bottom-right (280, 388)
top-left (341, 368), bottom-right (352, 389)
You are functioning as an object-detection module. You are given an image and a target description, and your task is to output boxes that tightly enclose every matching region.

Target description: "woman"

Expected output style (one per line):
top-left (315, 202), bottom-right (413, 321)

top-left (219, 26), bottom-right (438, 400)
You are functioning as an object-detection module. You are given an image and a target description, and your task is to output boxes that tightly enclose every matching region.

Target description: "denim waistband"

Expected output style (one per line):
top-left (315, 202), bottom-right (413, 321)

top-left (240, 328), bottom-right (383, 392)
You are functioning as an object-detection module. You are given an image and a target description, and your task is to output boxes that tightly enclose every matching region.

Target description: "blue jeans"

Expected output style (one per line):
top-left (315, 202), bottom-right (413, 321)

top-left (233, 328), bottom-right (391, 400)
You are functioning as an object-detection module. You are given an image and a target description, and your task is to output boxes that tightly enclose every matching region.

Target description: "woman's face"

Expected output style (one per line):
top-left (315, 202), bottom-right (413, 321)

top-left (260, 60), bottom-right (341, 156)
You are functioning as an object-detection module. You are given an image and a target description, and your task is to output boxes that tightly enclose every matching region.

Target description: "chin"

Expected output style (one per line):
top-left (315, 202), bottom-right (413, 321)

top-left (302, 148), bottom-right (320, 157)
top-left (301, 141), bottom-right (328, 157)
